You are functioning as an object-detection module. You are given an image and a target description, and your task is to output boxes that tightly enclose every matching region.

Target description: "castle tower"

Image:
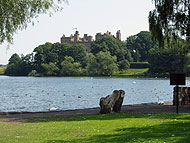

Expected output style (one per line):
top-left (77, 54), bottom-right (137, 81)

top-left (74, 31), bottom-right (80, 42)
top-left (105, 31), bottom-right (111, 36)
top-left (60, 34), bottom-right (65, 43)
top-left (87, 36), bottom-right (93, 42)
top-left (84, 34), bottom-right (88, 41)
top-left (95, 33), bottom-right (102, 40)
top-left (116, 30), bottom-right (121, 41)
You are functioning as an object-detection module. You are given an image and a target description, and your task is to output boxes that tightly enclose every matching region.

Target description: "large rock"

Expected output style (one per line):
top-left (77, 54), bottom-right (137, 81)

top-left (99, 90), bottom-right (125, 114)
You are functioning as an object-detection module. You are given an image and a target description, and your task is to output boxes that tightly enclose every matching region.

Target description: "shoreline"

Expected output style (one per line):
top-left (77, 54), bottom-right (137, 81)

top-left (0, 102), bottom-right (173, 115)
top-left (1, 101), bottom-right (190, 120)
top-left (0, 74), bottom-right (170, 78)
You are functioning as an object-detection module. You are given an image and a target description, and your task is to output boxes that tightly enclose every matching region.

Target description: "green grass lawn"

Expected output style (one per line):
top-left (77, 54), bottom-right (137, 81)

top-left (115, 68), bottom-right (149, 76)
top-left (1, 113), bottom-right (190, 143)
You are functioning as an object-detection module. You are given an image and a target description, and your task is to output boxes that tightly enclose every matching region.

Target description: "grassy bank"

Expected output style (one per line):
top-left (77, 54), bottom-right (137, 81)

top-left (1, 113), bottom-right (190, 143)
top-left (115, 68), bottom-right (149, 76)
top-left (0, 66), bottom-right (6, 75)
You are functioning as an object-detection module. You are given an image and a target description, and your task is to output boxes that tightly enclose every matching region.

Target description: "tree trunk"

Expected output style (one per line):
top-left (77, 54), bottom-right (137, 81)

top-left (99, 90), bottom-right (125, 114)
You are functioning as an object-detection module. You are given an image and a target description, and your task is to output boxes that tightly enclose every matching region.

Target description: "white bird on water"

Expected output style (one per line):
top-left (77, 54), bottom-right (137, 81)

top-left (48, 104), bottom-right (58, 111)
top-left (50, 107), bottom-right (58, 111)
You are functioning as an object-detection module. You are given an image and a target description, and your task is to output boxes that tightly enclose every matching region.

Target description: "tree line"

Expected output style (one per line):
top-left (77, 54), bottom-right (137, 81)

top-left (127, 31), bottom-right (190, 76)
top-left (5, 36), bottom-right (132, 76)
top-left (5, 30), bottom-right (190, 76)
top-left (2, 1), bottom-right (190, 77)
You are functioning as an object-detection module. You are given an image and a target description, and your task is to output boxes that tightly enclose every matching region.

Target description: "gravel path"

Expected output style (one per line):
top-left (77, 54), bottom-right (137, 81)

top-left (1, 102), bottom-right (190, 120)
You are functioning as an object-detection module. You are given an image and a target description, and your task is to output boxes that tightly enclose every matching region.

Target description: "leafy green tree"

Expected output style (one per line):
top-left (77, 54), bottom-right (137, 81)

top-left (33, 42), bottom-right (59, 73)
top-left (60, 56), bottom-right (84, 76)
top-left (5, 53), bottom-right (33, 76)
top-left (85, 53), bottom-right (99, 76)
top-left (126, 36), bottom-right (141, 62)
top-left (148, 47), bottom-right (184, 75)
top-left (51, 42), bottom-right (70, 65)
top-left (126, 31), bottom-right (157, 61)
top-left (5, 63), bottom-right (20, 76)
top-left (5, 53), bottom-right (22, 75)
top-left (118, 60), bottom-right (130, 71)
top-left (7, 53), bottom-right (21, 65)
top-left (33, 42), bottom-right (57, 64)
top-left (0, 0), bottom-right (67, 44)
top-left (33, 42), bottom-right (88, 74)
top-left (41, 62), bottom-right (59, 76)
top-left (28, 70), bottom-right (39, 76)
top-left (91, 36), bottom-right (132, 62)
top-left (67, 44), bottom-right (87, 67)
top-left (149, 0), bottom-right (190, 45)
top-left (20, 53), bottom-right (34, 75)
top-left (96, 51), bottom-right (118, 76)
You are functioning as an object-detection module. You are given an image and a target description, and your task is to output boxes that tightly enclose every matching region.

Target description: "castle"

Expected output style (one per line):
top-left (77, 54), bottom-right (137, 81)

top-left (60, 30), bottom-right (121, 52)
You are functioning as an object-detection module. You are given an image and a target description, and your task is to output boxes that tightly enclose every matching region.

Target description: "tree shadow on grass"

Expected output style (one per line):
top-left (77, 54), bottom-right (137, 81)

top-left (46, 121), bottom-right (190, 143)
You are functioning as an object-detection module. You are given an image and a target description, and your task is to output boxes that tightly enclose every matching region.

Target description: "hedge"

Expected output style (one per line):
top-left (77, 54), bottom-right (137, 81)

top-left (130, 62), bottom-right (149, 69)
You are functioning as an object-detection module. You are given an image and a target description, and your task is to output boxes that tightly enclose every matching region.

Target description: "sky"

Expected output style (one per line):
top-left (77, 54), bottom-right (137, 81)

top-left (0, 0), bottom-right (155, 65)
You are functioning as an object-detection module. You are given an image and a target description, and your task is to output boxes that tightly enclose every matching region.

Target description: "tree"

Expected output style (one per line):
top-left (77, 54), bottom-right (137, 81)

top-left (5, 53), bottom-right (21, 75)
top-left (149, 0), bottom-right (190, 45)
top-left (0, 0), bottom-right (67, 44)
top-left (86, 52), bottom-right (119, 76)
top-left (118, 60), bottom-right (130, 71)
top-left (96, 51), bottom-right (118, 76)
top-left (19, 53), bottom-right (34, 75)
top-left (60, 56), bottom-right (84, 76)
top-left (126, 31), bottom-right (157, 61)
top-left (7, 53), bottom-right (21, 65)
top-left (33, 42), bottom-right (59, 73)
top-left (148, 47), bottom-right (184, 75)
top-left (85, 53), bottom-right (99, 75)
top-left (41, 62), bottom-right (59, 76)
top-left (33, 42), bottom-right (88, 73)
top-left (67, 44), bottom-right (87, 67)
top-left (51, 42), bottom-right (70, 65)
top-left (5, 53), bottom-right (34, 76)
top-left (91, 36), bottom-right (133, 62)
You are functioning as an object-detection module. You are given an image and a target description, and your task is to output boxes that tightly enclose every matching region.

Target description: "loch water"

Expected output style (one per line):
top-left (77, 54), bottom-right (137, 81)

top-left (0, 76), bottom-right (185, 112)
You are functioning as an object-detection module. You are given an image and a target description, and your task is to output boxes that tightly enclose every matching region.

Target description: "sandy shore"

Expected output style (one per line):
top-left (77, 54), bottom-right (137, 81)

top-left (0, 102), bottom-right (190, 120)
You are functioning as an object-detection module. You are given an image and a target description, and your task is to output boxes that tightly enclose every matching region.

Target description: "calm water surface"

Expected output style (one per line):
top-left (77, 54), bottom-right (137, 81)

top-left (0, 76), bottom-right (186, 112)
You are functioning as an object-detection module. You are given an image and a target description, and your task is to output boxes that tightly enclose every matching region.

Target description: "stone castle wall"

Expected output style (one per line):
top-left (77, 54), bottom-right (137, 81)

top-left (60, 30), bottom-right (121, 52)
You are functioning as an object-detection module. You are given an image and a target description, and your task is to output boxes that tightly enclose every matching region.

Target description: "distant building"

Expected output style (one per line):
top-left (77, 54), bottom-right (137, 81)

top-left (95, 30), bottom-right (121, 41)
top-left (60, 30), bottom-right (121, 52)
top-left (61, 31), bottom-right (93, 52)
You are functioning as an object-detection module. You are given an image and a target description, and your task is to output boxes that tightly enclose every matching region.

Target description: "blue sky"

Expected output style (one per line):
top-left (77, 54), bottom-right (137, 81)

top-left (0, 0), bottom-right (155, 64)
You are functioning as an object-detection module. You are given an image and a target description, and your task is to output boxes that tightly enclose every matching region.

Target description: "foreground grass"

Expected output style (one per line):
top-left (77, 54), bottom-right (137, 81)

top-left (1, 113), bottom-right (190, 143)
top-left (0, 66), bottom-right (6, 75)
top-left (116, 68), bottom-right (149, 76)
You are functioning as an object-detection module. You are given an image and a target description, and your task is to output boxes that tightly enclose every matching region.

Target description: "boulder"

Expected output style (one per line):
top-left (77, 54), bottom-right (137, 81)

top-left (99, 90), bottom-right (125, 114)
